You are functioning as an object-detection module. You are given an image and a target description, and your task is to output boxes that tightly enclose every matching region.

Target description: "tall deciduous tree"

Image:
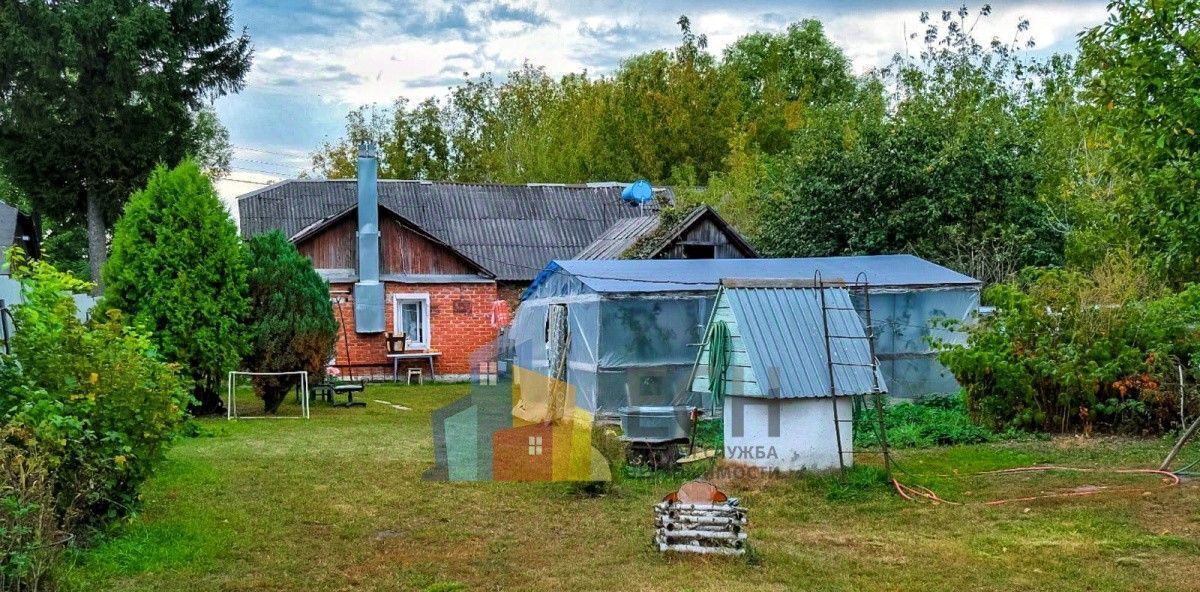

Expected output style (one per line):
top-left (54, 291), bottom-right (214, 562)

top-left (102, 161), bottom-right (248, 414)
top-left (0, 0), bottom-right (251, 289)
top-left (243, 231), bottom-right (337, 414)
top-left (755, 5), bottom-right (1069, 284)
top-left (1079, 0), bottom-right (1200, 282)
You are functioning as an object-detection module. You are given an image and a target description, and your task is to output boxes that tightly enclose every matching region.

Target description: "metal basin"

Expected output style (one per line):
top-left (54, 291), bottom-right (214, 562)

top-left (619, 405), bottom-right (693, 443)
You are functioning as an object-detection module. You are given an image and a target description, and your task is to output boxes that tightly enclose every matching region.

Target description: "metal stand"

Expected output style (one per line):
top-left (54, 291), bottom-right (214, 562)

top-left (815, 272), bottom-right (892, 479)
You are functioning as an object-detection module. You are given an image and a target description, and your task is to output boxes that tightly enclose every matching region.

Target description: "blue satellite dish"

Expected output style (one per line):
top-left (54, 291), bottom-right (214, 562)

top-left (621, 179), bottom-right (654, 205)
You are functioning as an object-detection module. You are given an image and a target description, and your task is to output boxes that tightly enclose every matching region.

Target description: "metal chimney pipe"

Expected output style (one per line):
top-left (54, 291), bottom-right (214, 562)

top-left (357, 143), bottom-right (380, 282)
top-left (353, 143), bottom-right (385, 333)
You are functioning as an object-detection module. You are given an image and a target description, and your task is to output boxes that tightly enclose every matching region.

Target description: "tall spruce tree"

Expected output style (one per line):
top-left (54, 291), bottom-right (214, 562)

top-left (243, 231), bottom-right (338, 413)
top-left (102, 161), bottom-right (248, 413)
top-left (0, 0), bottom-right (251, 289)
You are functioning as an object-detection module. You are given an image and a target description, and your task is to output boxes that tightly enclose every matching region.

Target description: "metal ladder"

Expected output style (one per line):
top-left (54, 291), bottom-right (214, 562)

top-left (815, 272), bottom-right (892, 478)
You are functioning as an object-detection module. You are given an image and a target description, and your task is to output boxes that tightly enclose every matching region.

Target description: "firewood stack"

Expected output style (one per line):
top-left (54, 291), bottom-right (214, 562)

top-left (654, 480), bottom-right (747, 556)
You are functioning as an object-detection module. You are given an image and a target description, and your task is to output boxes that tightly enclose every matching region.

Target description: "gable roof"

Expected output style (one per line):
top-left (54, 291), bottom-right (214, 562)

top-left (237, 179), bottom-right (672, 281)
top-left (287, 202), bottom-right (494, 278)
top-left (0, 201), bottom-right (38, 260)
top-left (716, 282), bottom-right (882, 399)
top-left (573, 215), bottom-right (659, 260)
top-left (573, 205), bottom-right (757, 260)
top-left (528, 254), bottom-right (981, 296)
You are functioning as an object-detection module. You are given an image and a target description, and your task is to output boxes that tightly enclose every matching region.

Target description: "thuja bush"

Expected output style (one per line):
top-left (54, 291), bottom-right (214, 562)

top-left (1, 250), bottom-right (189, 589)
top-left (938, 253), bottom-right (1200, 434)
top-left (103, 161), bottom-right (248, 414)
top-left (242, 231), bottom-right (337, 412)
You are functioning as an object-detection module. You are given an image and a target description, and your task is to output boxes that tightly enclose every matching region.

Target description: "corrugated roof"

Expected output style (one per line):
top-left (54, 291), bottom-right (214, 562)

top-left (573, 205), bottom-right (758, 260)
top-left (531, 255), bottom-right (981, 296)
top-left (237, 179), bottom-right (671, 281)
top-left (573, 215), bottom-right (660, 259)
top-left (722, 284), bottom-right (882, 398)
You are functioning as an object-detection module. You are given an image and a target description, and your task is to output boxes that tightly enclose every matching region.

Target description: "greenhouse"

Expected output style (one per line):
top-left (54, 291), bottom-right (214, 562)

top-left (510, 255), bottom-right (981, 419)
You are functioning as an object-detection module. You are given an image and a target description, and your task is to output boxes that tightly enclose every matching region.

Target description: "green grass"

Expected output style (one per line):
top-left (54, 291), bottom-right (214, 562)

top-left (61, 384), bottom-right (1200, 592)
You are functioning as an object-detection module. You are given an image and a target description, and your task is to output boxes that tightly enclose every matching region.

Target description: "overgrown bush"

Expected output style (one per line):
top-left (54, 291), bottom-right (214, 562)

top-left (102, 161), bottom-right (248, 414)
top-left (938, 252), bottom-right (1200, 434)
top-left (1, 250), bottom-right (189, 589)
top-left (854, 394), bottom-right (996, 449)
top-left (242, 231), bottom-right (338, 413)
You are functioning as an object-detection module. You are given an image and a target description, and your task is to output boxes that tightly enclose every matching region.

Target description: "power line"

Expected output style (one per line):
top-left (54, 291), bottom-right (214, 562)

top-left (231, 156), bottom-right (301, 172)
top-left (228, 165), bottom-right (290, 178)
top-left (222, 176), bottom-right (275, 186)
top-left (233, 145), bottom-right (308, 159)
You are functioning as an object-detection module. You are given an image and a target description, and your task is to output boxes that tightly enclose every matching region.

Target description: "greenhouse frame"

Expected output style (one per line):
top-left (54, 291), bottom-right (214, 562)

top-left (510, 255), bottom-right (982, 419)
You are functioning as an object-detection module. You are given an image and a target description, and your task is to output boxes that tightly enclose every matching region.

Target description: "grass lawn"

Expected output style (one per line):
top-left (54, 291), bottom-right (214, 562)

top-left (63, 384), bottom-right (1200, 591)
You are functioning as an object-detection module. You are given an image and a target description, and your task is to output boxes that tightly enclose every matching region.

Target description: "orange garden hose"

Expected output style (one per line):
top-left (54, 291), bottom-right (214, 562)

top-left (890, 465), bottom-right (1181, 506)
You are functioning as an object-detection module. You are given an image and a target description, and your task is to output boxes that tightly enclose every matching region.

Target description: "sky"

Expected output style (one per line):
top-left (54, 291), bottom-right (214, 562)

top-left (214, 0), bottom-right (1111, 208)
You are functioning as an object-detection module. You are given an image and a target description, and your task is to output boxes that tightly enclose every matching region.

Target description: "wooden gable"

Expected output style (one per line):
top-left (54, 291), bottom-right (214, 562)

top-left (293, 207), bottom-right (490, 278)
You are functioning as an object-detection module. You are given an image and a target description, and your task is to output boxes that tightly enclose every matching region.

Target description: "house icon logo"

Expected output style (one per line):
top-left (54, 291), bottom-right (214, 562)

top-left (424, 341), bottom-right (612, 482)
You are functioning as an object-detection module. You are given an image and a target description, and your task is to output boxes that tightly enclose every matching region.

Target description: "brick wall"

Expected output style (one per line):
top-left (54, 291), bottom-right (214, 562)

top-left (329, 281), bottom-right (499, 379)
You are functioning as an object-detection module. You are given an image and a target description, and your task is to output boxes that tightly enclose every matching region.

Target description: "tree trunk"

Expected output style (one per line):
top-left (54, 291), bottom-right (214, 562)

top-left (86, 189), bottom-right (107, 294)
top-left (190, 372), bottom-right (227, 416)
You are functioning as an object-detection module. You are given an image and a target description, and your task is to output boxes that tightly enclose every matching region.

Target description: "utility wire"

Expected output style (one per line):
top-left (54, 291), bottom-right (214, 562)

top-left (234, 145), bottom-right (307, 158)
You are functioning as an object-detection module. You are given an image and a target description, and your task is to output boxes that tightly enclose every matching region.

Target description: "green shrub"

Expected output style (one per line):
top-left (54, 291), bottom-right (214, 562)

top-left (102, 161), bottom-right (248, 414)
top-left (1, 432), bottom-right (62, 591)
top-left (242, 231), bottom-right (338, 413)
top-left (854, 394), bottom-right (996, 449)
top-left (938, 253), bottom-right (1200, 434)
top-left (0, 250), bottom-right (188, 589)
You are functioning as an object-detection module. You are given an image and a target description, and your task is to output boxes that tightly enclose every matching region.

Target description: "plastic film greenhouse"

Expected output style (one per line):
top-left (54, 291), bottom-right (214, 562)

top-left (510, 255), bottom-right (982, 419)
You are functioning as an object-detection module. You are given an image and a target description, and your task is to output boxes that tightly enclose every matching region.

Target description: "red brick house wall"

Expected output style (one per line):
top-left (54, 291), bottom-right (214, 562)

top-left (329, 281), bottom-right (498, 379)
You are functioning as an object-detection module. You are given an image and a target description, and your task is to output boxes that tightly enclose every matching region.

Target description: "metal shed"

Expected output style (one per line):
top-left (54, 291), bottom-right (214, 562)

top-left (511, 255), bottom-right (980, 419)
top-left (690, 280), bottom-right (884, 470)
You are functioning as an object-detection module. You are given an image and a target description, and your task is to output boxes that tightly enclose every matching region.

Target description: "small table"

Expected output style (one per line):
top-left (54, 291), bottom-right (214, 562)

top-left (388, 351), bottom-right (441, 383)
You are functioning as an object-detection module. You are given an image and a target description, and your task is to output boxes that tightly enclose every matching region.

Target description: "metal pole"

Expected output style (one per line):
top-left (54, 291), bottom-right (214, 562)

top-left (859, 279), bottom-right (891, 479)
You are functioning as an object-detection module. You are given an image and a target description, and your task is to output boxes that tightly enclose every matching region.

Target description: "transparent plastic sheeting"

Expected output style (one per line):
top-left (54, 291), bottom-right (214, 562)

top-left (850, 287), bottom-right (979, 398)
top-left (512, 286), bottom-right (979, 415)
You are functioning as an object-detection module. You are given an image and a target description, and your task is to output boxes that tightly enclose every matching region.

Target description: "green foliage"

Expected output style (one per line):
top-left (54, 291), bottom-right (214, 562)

top-left (722, 19), bottom-right (855, 155)
top-left (1077, 0), bottom-right (1200, 283)
top-left (1, 250), bottom-right (188, 589)
top-left (755, 6), bottom-right (1067, 283)
top-left (102, 161), bottom-right (248, 414)
top-left (854, 395), bottom-right (997, 449)
top-left (0, 0), bottom-right (251, 283)
top-left (309, 16), bottom-right (849, 189)
top-left (938, 252), bottom-right (1200, 433)
top-left (242, 231), bottom-right (337, 413)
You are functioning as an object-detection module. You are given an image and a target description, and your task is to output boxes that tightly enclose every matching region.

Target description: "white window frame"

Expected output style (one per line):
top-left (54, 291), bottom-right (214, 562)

top-left (392, 293), bottom-right (431, 350)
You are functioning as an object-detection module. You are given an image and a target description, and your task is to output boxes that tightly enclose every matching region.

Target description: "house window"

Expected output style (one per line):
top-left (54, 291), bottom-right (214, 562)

top-left (528, 436), bottom-right (543, 456)
top-left (683, 244), bottom-right (717, 259)
top-left (393, 293), bottom-right (431, 350)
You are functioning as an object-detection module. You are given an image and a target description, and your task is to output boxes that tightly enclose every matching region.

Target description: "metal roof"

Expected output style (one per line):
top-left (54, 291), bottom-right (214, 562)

top-left (573, 205), bottom-right (758, 260)
top-left (573, 215), bottom-right (660, 259)
top-left (237, 179), bottom-right (672, 281)
top-left (529, 254), bottom-right (981, 296)
top-left (721, 283), bottom-right (883, 398)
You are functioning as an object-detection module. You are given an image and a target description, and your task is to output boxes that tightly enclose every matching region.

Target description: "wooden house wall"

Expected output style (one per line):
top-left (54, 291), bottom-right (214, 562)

top-left (655, 218), bottom-right (752, 259)
top-left (295, 212), bottom-right (477, 275)
top-left (379, 216), bottom-right (476, 275)
top-left (296, 216), bottom-right (357, 269)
